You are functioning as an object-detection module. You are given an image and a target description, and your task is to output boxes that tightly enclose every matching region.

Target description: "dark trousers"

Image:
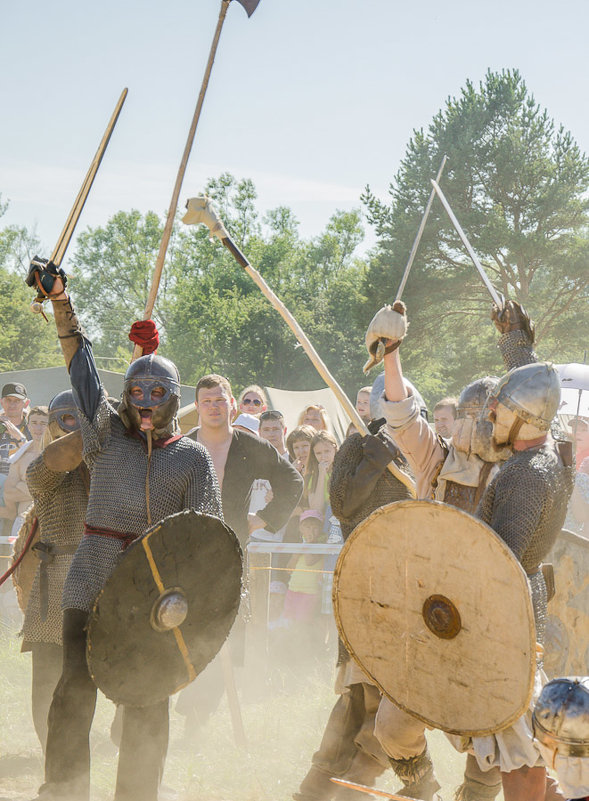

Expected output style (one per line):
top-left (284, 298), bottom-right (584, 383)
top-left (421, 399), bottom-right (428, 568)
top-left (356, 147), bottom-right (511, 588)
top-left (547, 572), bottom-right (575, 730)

top-left (30, 642), bottom-right (63, 752)
top-left (42, 608), bottom-right (169, 801)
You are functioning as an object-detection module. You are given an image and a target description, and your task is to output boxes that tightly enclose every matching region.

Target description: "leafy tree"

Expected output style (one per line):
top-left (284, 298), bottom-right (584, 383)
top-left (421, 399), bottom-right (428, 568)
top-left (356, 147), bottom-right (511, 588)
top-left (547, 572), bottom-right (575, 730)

top-left (0, 198), bottom-right (61, 370)
top-left (362, 69), bottom-right (589, 400)
top-left (68, 210), bottom-right (169, 369)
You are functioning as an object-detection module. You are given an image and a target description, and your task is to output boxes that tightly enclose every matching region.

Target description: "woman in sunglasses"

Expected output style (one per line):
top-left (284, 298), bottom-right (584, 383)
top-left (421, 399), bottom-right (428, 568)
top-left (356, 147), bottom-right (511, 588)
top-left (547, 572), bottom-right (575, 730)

top-left (236, 384), bottom-right (268, 417)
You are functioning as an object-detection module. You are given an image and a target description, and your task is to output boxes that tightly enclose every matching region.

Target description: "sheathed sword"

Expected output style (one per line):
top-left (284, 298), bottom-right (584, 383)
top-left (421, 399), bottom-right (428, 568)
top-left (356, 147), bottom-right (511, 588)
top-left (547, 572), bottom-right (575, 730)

top-left (430, 179), bottom-right (503, 306)
top-left (29, 88), bottom-right (128, 315)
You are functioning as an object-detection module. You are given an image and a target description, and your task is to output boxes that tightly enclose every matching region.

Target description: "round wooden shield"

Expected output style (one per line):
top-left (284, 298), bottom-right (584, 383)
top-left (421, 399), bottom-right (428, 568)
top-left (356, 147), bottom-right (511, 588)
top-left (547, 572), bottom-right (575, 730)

top-left (87, 510), bottom-right (242, 707)
top-left (333, 500), bottom-right (536, 736)
top-left (544, 528), bottom-right (589, 678)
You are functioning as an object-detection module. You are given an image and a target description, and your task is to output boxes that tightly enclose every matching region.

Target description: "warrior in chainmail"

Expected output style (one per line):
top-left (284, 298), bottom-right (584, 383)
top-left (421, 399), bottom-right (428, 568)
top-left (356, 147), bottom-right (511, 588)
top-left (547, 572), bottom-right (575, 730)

top-left (294, 402), bottom-right (419, 801)
top-left (366, 300), bottom-right (573, 801)
top-left (20, 391), bottom-right (87, 751)
top-left (363, 298), bottom-right (544, 801)
top-left (467, 360), bottom-right (574, 801)
top-left (28, 275), bottom-right (221, 801)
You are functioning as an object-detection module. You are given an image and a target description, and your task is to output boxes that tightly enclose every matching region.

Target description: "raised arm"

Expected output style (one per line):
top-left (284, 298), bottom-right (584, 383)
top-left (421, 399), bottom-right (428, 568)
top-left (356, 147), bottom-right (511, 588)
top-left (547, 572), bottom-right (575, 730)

top-left (365, 303), bottom-right (445, 497)
top-left (491, 299), bottom-right (537, 371)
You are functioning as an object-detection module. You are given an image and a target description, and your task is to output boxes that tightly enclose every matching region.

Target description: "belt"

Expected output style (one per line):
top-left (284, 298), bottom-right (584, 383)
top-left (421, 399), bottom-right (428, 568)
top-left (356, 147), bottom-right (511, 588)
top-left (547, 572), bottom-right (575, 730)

top-left (32, 541), bottom-right (79, 621)
top-left (84, 523), bottom-right (138, 550)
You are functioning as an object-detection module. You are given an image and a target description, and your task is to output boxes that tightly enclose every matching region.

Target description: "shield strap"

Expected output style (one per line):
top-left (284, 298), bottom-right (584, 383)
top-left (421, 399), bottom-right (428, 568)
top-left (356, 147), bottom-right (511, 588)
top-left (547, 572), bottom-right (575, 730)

top-left (142, 533), bottom-right (197, 682)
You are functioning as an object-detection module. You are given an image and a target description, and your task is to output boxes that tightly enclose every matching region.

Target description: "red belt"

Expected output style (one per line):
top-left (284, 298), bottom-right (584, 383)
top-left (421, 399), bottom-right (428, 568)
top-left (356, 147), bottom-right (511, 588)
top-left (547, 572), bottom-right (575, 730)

top-left (84, 523), bottom-right (137, 550)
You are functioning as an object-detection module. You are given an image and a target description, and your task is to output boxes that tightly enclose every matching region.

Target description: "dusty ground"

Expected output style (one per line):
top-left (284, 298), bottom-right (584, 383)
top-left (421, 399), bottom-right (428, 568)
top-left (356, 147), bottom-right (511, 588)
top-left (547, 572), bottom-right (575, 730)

top-left (0, 617), bottom-right (476, 801)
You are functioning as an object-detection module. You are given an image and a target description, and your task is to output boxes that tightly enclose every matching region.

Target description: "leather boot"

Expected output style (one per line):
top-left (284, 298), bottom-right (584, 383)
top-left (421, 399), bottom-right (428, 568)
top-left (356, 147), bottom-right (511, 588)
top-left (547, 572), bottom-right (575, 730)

top-left (389, 748), bottom-right (441, 801)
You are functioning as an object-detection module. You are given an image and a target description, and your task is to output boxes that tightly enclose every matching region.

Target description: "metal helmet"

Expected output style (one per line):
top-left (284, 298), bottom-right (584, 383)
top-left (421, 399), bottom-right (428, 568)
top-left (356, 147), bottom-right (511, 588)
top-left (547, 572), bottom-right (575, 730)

top-left (123, 354), bottom-right (180, 408)
top-left (48, 390), bottom-right (80, 435)
top-left (120, 354), bottom-right (181, 434)
top-left (492, 362), bottom-right (561, 433)
top-left (533, 677), bottom-right (589, 757)
top-left (369, 373), bottom-right (428, 423)
top-left (457, 376), bottom-right (498, 419)
top-left (452, 376), bottom-right (509, 462)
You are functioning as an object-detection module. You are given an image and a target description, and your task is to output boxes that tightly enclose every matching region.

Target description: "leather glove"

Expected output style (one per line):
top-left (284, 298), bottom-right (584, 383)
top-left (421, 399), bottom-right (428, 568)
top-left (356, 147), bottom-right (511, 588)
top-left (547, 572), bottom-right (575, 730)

top-left (26, 256), bottom-right (68, 298)
top-left (363, 301), bottom-right (408, 373)
top-left (491, 299), bottom-right (535, 343)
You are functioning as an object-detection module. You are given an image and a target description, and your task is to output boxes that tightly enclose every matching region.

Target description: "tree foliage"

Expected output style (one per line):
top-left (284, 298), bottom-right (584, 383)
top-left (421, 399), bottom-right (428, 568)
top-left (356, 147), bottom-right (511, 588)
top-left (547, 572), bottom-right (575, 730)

top-left (362, 69), bottom-right (589, 397)
top-left (0, 198), bottom-right (62, 370)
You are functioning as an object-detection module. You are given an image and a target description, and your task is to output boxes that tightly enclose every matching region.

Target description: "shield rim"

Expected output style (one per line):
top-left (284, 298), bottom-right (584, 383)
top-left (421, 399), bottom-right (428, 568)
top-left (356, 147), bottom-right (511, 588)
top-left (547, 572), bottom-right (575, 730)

top-left (332, 499), bottom-right (537, 736)
top-left (86, 510), bottom-right (242, 707)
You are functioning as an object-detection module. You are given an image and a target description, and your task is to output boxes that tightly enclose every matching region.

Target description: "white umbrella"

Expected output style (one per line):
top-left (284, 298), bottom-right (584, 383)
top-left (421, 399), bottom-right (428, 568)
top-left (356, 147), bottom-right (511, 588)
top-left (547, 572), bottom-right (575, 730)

top-left (556, 364), bottom-right (589, 417)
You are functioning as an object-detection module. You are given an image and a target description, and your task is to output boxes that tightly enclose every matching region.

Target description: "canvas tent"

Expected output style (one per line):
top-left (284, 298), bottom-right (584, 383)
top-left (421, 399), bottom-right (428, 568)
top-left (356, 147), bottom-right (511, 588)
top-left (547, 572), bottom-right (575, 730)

top-left (178, 385), bottom-right (352, 442)
top-left (0, 367), bottom-right (197, 408)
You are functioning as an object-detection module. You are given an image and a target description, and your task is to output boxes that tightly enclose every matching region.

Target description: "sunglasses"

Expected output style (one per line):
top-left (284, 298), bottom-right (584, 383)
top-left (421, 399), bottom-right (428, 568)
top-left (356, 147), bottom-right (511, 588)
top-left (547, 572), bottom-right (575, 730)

top-left (242, 398), bottom-right (263, 407)
top-left (260, 410), bottom-right (284, 422)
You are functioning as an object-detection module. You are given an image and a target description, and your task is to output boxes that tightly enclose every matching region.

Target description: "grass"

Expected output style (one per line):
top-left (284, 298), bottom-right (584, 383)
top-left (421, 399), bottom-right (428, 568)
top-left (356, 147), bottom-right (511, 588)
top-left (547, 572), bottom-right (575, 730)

top-left (0, 617), bottom-right (484, 801)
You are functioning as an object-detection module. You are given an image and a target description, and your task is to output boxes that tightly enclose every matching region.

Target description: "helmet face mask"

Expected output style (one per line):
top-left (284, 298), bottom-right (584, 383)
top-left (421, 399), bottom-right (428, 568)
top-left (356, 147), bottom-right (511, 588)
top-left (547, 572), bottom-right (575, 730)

top-left (453, 377), bottom-right (509, 463)
top-left (48, 390), bottom-right (80, 437)
top-left (120, 354), bottom-right (180, 435)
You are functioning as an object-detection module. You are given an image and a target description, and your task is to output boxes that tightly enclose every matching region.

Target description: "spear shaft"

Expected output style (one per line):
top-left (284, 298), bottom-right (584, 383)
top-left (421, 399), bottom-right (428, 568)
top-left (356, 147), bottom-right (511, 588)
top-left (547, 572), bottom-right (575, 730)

top-left (133, 0), bottom-right (231, 359)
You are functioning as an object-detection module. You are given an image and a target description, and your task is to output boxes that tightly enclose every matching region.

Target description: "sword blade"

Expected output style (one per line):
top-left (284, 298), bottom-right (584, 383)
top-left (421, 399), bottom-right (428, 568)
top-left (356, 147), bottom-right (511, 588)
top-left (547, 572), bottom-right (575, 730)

top-left (330, 777), bottom-right (421, 800)
top-left (50, 87), bottom-right (128, 267)
top-left (395, 155), bottom-right (447, 301)
top-left (430, 179), bottom-right (502, 306)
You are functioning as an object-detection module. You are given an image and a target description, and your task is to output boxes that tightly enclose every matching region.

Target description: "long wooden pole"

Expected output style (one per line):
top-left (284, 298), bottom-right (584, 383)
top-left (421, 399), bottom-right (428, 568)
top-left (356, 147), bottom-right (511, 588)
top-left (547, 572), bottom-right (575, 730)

top-left (183, 197), bottom-right (416, 496)
top-left (132, 0), bottom-right (231, 360)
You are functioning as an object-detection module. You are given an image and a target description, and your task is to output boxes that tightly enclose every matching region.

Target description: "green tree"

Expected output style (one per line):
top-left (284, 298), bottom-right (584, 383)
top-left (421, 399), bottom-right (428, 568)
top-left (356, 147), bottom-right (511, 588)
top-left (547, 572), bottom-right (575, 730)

top-left (68, 209), bottom-right (169, 370)
top-left (362, 69), bottom-right (589, 401)
top-left (0, 198), bottom-right (61, 370)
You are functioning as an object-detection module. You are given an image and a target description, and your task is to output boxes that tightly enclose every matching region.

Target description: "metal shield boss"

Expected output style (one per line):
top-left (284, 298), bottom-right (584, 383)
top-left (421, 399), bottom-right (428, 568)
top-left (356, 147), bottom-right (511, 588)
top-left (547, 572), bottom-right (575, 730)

top-left (87, 510), bottom-right (243, 707)
top-left (333, 500), bottom-right (536, 736)
top-left (544, 528), bottom-right (589, 678)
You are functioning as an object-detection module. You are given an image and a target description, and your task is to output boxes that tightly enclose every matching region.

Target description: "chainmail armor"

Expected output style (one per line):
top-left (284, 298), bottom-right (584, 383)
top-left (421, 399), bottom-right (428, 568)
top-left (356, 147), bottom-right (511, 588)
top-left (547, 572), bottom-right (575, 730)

top-left (22, 455), bottom-right (88, 646)
top-left (330, 426), bottom-right (413, 541)
top-left (498, 329), bottom-right (537, 370)
top-left (476, 442), bottom-right (573, 641)
top-left (331, 424), bottom-right (413, 667)
top-left (63, 391), bottom-right (222, 612)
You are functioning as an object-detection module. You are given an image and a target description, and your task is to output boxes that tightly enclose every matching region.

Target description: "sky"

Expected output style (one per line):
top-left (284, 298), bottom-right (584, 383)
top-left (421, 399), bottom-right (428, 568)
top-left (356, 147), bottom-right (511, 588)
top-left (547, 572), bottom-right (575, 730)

top-left (2, 0), bottom-right (589, 267)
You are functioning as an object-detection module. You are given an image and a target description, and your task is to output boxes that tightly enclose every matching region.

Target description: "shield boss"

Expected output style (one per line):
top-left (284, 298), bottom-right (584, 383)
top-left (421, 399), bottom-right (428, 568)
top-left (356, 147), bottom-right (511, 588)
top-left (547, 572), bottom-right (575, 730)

top-left (87, 510), bottom-right (242, 707)
top-left (333, 500), bottom-right (536, 736)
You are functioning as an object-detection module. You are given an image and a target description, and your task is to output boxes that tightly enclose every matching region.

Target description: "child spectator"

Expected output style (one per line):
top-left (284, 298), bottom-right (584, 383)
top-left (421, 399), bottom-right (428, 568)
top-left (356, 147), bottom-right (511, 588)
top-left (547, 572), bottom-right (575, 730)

top-left (283, 510), bottom-right (325, 624)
